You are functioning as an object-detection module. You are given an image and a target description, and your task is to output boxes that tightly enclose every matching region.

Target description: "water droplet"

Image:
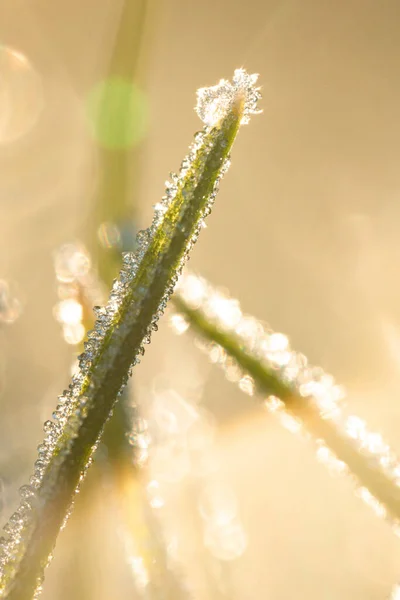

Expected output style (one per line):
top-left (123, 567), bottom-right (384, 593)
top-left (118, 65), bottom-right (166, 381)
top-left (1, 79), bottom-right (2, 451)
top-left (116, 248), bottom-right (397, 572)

top-left (19, 485), bottom-right (35, 499)
top-left (29, 475), bottom-right (41, 489)
top-left (43, 420), bottom-right (56, 437)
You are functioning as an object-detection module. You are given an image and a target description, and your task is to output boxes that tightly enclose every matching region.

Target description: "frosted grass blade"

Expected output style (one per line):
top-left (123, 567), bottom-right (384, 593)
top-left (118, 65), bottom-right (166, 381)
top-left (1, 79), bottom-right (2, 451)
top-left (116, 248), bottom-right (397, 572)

top-left (173, 272), bottom-right (400, 531)
top-left (0, 69), bottom-right (261, 600)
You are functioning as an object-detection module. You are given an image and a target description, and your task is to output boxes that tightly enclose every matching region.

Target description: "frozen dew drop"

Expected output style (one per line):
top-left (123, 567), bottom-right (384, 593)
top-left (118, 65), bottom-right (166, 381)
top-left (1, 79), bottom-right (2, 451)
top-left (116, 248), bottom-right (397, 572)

top-left (9, 512), bottom-right (22, 526)
top-left (93, 305), bottom-right (107, 318)
top-left (37, 443), bottom-right (48, 456)
top-left (196, 78), bottom-right (233, 126)
top-left (29, 475), bottom-right (41, 489)
top-left (195, 69), bottom-right (262, 127)
top-left (19, 485), bottom-right (35, 499)
top-left (43, 420), bottom-right (57, 439)
top-left (34, 459), bottom-right (46, 471)
top-left (0, 47), bottom-right (43, 144)
top-left (3, 522), bottom-right (15, 536)
top-left (136, 228), bottom-right (151, 248)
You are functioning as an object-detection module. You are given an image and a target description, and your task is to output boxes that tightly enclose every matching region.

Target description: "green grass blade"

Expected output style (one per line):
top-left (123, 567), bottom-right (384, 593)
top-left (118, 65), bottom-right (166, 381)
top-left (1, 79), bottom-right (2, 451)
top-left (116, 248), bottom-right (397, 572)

top-left (0, 69), bottom-right (261, 600)
top-left (86, 0), bottom-right (150, 285)
top-left (172, 271), bottom-right (400, 529)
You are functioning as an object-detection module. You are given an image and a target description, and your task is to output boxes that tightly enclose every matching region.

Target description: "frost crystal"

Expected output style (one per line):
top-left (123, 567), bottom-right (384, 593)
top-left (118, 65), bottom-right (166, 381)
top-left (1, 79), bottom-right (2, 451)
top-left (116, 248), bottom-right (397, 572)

top-left (195, 68), bottom-right (262, 126)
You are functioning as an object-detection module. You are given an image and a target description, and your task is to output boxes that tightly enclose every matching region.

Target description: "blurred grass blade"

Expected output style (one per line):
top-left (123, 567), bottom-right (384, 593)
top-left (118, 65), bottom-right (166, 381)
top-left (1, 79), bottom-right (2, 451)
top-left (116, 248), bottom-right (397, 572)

top-left (0, 69), bottom-right (261, 600)
top-left (86, 0), bottom-right (151, 285)
top-left (172, 271), bottom-right (400, 529)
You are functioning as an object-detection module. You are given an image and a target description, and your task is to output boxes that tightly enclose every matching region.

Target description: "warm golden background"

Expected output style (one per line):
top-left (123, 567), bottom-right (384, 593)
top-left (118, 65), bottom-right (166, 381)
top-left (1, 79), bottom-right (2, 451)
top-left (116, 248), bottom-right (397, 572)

top-left (1, 0), bottom-right (400, 598)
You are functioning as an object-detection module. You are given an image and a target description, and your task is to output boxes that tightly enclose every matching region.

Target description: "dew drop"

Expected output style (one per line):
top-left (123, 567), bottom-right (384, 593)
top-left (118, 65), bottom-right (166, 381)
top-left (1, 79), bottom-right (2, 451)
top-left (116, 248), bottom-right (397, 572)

top-left (29, 475), bottom-right (41, 489)
top-left (34, 460), bottom-right (46, 471)
top-left (19, 485), bottom-right (35, 499)
top-left (37, 443), bottom-right (48, 456)
top-left (43, 420), bottom-right (55, 434)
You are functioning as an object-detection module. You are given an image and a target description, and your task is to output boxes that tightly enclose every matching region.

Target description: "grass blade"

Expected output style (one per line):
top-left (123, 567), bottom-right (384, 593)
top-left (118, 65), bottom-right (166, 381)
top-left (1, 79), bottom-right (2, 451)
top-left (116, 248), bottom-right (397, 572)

top-left (173, 271), bottom-right (400, 530)
top-left (0, 69), bottom-right (261, 600)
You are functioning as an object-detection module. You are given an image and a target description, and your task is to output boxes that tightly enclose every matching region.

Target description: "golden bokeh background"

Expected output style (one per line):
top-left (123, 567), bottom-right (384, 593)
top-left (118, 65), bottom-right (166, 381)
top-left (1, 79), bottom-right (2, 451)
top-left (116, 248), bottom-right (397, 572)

top-left (2, 1), bottom-right (400, 598)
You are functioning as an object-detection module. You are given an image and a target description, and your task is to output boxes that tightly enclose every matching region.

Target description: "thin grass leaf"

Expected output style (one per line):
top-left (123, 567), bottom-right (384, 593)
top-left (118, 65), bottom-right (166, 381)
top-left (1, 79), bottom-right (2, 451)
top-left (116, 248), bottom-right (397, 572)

top-left (86, 0), bottom-right (150, 284)
top-left (0, 69), bottom-right (261, 600)
top-left (82, 0), bottom-right (151, 469)
top-left (90, 0), bottom-right (150, 460)
top-left (172, 271), bottom-right (400, 531)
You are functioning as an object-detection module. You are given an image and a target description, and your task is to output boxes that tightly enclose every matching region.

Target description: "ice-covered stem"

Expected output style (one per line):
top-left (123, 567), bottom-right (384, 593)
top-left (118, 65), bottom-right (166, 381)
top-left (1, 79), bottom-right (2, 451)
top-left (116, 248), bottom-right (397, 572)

top-left (0, 70), bottom-right (261, 600)
top-left (172, 273), bottom-right (400, 529)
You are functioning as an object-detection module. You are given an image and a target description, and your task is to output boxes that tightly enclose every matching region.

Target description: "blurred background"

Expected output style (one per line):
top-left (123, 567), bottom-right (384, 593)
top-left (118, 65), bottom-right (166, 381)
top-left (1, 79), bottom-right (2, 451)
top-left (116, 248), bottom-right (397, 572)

top-left (1, 0), bottom-right (400, 598)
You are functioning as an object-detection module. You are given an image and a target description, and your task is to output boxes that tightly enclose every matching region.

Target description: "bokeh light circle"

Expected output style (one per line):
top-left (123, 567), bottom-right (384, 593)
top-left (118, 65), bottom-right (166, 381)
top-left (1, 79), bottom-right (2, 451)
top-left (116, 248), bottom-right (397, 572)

top-left (0, 46), bottom-right (43, 144)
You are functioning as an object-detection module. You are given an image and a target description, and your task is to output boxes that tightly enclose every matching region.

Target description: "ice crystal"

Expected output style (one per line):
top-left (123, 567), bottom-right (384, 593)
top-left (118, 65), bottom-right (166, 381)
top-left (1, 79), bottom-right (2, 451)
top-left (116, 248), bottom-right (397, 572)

top-left (196, 68), bottom-right (262, 126)
top-left (0, 69), bottom-right (261, 598)
top-left (173, 272), bottom-right (400, 535)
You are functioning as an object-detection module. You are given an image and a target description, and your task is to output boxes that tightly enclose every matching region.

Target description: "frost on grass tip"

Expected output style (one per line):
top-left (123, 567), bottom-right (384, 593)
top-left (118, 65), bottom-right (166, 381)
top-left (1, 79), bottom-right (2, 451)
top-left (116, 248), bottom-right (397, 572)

top-left (195, 69), bottom-right (262, 127)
